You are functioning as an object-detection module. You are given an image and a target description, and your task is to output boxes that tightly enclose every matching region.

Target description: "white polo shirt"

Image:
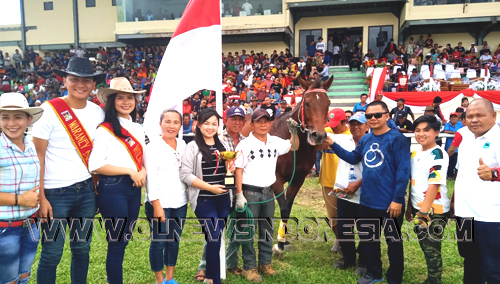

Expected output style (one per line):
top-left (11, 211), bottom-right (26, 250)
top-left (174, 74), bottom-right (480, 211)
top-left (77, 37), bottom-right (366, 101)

top-left (455, 124), bottom-right (500, 222)
top-left (32, 101), bottom-right (104, 189)
top-left (234, 132), bottom-right (291, 188)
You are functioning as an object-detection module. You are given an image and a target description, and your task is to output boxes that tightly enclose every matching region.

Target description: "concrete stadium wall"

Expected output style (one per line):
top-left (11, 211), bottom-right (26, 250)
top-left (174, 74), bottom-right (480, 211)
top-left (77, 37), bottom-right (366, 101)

top-left (403, 0), bottom-right (500, 21)
top-left (24, 0), bottom-right (74, 45)
top-left (78, 0), bottom-right (117, 43)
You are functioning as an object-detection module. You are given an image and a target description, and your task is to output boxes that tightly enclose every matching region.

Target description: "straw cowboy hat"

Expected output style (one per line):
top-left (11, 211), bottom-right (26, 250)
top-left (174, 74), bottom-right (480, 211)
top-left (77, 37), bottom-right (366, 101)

top-left (53, 57), bottom-right (106, 83)
top-left (0, 92), bottom-right (44, 125)
top-left (97, 77), bottom-right (146, 105)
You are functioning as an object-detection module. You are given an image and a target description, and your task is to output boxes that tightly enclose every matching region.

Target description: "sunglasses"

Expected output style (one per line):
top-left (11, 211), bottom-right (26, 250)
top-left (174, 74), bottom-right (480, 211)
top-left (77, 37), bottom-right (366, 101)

top-left (365, 112), bottom-right (388, 119)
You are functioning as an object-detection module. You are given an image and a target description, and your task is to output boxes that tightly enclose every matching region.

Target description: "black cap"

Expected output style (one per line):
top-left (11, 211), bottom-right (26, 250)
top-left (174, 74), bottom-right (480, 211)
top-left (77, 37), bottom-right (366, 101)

top-left (433, 96), bottom-right (442, 104)
top-left (251, 108), bottom-right (271, 122)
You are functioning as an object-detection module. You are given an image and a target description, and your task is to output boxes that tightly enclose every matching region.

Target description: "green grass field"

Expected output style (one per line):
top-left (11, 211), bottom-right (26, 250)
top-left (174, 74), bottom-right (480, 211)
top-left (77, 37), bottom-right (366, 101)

top-left (28, 178), bottom-right (463, 284)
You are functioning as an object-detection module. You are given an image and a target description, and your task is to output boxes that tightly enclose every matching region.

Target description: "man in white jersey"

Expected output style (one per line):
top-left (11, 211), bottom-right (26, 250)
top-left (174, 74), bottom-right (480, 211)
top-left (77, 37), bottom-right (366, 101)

top-left (454, 99), bottom-right (500, 284)
top-left (32, 57), bottom-right (105, 284)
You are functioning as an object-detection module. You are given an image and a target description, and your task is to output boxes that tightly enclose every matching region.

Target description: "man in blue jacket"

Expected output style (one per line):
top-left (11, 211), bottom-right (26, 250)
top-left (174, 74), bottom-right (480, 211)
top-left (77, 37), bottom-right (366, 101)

top-left (325, 100), bottom-right (410, 284)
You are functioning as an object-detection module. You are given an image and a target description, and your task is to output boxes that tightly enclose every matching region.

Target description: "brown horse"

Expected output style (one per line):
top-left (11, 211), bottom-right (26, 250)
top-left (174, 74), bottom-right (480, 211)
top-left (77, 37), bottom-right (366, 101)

top-left (269, 76), bottom-right (333, 256)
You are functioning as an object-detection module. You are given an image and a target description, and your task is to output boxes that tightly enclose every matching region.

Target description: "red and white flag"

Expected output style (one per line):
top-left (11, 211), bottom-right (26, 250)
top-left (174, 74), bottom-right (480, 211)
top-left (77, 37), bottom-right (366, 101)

top-left (144, 0), bottom-right (222, 138)
top-left (368, 67), bottom-right (388, 102)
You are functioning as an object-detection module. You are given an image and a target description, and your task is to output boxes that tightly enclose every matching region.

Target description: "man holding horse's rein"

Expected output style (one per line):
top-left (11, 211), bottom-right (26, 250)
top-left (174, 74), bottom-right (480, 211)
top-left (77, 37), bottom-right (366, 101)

top-left (325, 101), bottom-right (411, 284)
top-left (233, 109), bottom-right (299, 282)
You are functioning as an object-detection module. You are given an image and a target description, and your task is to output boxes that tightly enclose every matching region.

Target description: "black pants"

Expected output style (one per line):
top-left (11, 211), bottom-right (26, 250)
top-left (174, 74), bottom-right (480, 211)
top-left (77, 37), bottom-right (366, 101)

top-left (358, 204), bottom-right (405, 284)
top-left (447, 152), bottom-right (457, 178)
top-left (349, 60), bottom-right (361, 71)
top-left (332, 54), bottom-right (339, 66)
top-left (456, 217), bottom-right (500, 284)
top-left (337, 198), bottom-right (365, 266)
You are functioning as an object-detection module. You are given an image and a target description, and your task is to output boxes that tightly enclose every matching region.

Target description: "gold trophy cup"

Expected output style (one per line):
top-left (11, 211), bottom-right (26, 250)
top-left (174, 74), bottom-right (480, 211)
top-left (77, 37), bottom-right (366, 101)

top-left (219, 151), bottom-right (237, 186)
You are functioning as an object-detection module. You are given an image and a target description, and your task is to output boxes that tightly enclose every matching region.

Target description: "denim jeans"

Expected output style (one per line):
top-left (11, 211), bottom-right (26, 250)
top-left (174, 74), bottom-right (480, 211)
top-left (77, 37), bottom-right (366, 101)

top-left (315, 150), bottom-right (322, 175)
top-left (37, 177), bottom-right (96, 284)
top-left (0, 221), bottom-right (39, 284)
top-left (358, 204), bottom-right (405, 284)
top-left (97, 175), bottom-right (141, 284)
top-left (145, 202), bottom-right (187, 271)
top-left (456, 217), bottom-right (500, 284)
top-left (194, 194), bottom-right (231, 284)
top-left (337, 198), bottom-right (364, 266)
top-left (239, 186), bottom-right (275, 270)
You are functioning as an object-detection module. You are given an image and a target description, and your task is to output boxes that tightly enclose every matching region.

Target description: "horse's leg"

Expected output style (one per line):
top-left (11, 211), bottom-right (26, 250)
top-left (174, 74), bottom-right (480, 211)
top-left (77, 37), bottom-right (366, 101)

top-left (272, 178), bottom-right (305, 258)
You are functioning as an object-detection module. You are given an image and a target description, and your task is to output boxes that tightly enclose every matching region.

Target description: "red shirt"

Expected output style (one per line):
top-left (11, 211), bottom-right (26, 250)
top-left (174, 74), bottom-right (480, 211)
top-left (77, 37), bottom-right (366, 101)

top-left (451, 131), bottom-right (462, 147)
top-left (451, 51), bottom-right (461, 60)
top-left (183, 104), bottom-right (192, 114)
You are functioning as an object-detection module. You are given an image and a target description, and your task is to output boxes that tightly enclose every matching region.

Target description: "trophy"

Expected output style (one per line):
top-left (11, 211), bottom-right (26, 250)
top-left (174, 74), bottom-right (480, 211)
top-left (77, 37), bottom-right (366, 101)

top-left (219, 151), bottom-right (237, 186)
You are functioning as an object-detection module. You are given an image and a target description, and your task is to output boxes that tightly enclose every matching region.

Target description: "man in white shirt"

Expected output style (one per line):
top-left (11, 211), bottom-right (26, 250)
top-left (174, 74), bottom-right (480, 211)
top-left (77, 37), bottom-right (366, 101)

top-left (234, 109), bottom-right (299, 282)
top-left (316, 37), bottom-right (327, 53)
top-left (479, 50), bottom-right (492, 65)
top-left (75, 46), bottom-right (85, 58)
top-left (454, 98), bottom-right (500, 284)
top-left (241, 0), bottom-right (252, 15)
top-left (32, 57), bottom-right (105, 283)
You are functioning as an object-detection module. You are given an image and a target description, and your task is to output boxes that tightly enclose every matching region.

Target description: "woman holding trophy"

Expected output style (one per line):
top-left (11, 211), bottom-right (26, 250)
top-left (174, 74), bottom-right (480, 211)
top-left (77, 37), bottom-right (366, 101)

top-left (180, 108), bottom-right (244, 284)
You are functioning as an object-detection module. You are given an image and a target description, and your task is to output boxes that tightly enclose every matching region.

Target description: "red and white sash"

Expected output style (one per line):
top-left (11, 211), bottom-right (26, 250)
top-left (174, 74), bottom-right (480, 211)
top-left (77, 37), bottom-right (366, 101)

top-left (99, 122), bottom-right (143, 171)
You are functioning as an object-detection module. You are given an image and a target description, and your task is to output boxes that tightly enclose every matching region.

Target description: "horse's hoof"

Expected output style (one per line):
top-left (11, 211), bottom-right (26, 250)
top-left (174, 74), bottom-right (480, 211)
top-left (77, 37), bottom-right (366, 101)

top-left (272, 244), bottom-right (284, 259)
top-left (330, 240), bottom-right (340, 253)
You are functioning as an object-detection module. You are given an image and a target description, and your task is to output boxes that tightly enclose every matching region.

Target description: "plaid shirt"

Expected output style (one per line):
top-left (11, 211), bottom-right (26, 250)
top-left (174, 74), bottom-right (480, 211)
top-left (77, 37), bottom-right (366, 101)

top-left (0, 132), bottom-right (40, 220)
top-left (221, 130), bottom-right (246, 151)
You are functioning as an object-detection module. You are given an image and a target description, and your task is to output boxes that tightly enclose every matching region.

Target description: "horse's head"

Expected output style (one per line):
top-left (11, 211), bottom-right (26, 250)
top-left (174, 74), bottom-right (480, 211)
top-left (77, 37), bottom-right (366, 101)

top-left (295, 76), bottom-right (333, 146)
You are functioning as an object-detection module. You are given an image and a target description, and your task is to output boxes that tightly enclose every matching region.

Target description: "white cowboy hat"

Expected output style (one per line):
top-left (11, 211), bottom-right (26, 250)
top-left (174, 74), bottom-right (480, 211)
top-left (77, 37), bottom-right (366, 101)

top-left (0, 92), bottom-right (44, 125)
top-left (97, 77), bottom-right (146, 105)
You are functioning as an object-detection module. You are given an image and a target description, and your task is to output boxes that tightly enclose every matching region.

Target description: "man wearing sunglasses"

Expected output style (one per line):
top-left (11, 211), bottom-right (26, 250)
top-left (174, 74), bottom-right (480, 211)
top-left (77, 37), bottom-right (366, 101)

top-left (325, 101), bottom-right (411, 284)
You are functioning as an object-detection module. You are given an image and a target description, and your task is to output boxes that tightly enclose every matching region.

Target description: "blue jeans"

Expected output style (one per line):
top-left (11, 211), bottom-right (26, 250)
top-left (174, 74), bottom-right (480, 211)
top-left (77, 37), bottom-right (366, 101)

top-left (0, 221), bottom-right (39, 284)
top-left (456, 218), bottom-right (500, 284)
top-left (358, 204), bottom-right (405, 284)
top-left (195, 194), bottom-right (231, 284)
top-left (97, 175), bottom-right (141, 284)
top-left (315, 150), bottom-right (322, 175)
top-left (145, 202), bottom-right (187, 271)
top-left (37, 178), bottom-right (96, 284)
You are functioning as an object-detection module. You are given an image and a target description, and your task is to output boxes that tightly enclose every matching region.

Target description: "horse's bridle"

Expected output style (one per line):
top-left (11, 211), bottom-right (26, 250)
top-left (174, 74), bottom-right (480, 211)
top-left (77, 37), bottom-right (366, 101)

top-left (297, 88), bottom-right (328, 133)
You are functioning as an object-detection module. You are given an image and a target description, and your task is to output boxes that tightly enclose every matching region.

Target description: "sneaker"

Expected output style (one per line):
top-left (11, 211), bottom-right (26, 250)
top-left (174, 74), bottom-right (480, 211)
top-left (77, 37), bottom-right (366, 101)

top-left (163, 279), bottom-right (179, 284)
top-left (242, 268), bottom-right (263, 283)
top-left (258, 264), bottom-right (278, 276)
top-left (357, 275), bottom-right (385, 284)
top-left (334, 258), bottom-right (355, 269)
top-left (354, 264), bottom-right (367, 276)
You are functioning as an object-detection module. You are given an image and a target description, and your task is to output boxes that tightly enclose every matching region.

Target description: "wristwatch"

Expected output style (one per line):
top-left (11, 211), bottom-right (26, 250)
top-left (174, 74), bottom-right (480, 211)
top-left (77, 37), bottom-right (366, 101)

top-left (492, 169), bottom-right (499, 180)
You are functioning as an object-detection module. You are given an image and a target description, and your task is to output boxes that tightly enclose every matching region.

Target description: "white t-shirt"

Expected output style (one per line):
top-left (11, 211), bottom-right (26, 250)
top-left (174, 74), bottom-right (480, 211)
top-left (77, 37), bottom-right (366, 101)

top-left (235, 133), bottom-right (291, 187)
top-left (410, 145), bottom-right (450, 214)
top-left (241, 1), bottom-right (252, 15)
top-left (455, 124), bottom-right (500, 222)
top-left (32, 101), bottom-right (104, 188)
top-left (75, 49), bottom-right (85, 58)
top-left (88, 117), bottom-right (146, 172)
top-left (333, 133), bottom-right (361, 204)
top-left (333, 46), bottom-right (340, 55)
top-left (316, 42), bottom-right (326, 53)
top-left (297, 61), bottom-right (306, 70)
top-left (145, 138), bottom-right (188, 209)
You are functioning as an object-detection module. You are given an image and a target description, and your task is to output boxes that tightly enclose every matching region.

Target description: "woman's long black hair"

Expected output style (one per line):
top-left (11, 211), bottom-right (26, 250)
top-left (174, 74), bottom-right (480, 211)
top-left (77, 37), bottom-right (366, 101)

top-left (195, 108), bottom-right (225, 165)
top-left (104, 93), bottom-right (137, 138)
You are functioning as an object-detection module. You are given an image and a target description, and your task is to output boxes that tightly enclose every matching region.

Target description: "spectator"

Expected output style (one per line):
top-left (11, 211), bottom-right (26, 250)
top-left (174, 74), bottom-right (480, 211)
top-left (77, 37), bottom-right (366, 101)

top-left (443, 112), bottom-right (463, 179)
top-left (259, 96), bottom-right (276, 121)
top-left (183, 113), bottom-right (193, 134)
top-left (319, 62), bottom-right (329, 81)
top-left (395, 112), bottom-right (414, 133)
top-left (480, 50), bottom-right (492, 66)
top-left (345, 110), bottom-right (353, 121)
top-left (182, 99), bottom-right (192, 115)
top-left (247, 97), bottom-right (259, 115)
top-left (390, 98), bottom-right (415, 121)
top-left (432, 96), bottom-right (446, 122)
top-left (316, 37), bottom-right (326, 53)
top-left (352, 94), bottom-right (368, 113)
top-left (349, 53), bottom-right (361, 71)
top-left (306, 40), bottom-right (316, 58)
top-left (408, 69), bottom-right (424, 91)
top-left (269, 88), bottom-right (280, 104)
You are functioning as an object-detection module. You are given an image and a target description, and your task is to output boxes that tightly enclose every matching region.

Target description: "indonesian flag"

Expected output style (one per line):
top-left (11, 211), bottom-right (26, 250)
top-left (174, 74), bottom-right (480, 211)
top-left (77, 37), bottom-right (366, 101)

top-left (144, 0), bottom-right (222, 138)
top-left (368, 67), bottom-right (388, 102)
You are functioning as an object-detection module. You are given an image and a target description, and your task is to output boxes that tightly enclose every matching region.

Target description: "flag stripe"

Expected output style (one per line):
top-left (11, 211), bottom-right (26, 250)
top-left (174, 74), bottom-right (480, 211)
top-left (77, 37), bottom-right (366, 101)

top-left (172, 0), bottom-right (221, 38)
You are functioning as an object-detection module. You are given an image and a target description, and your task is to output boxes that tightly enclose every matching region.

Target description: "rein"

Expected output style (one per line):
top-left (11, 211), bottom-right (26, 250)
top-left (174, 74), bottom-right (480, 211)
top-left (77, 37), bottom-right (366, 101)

top-left (297, 88), bottom-right (328, 133)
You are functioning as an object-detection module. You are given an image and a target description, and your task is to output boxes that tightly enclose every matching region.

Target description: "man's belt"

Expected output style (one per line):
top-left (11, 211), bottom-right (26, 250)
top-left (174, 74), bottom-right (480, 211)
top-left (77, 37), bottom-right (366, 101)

top-left (242, 184), bottom-right (266, 193)
top-left (0, 212), bottom-right (38, 228)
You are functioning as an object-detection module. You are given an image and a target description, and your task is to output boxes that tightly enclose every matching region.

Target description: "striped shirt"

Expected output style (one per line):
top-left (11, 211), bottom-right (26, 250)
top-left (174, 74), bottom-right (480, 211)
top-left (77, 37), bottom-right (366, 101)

top-left (0, 132), bottom-right (40, 220)
top-left (199, 145), bottom-right (228, 197)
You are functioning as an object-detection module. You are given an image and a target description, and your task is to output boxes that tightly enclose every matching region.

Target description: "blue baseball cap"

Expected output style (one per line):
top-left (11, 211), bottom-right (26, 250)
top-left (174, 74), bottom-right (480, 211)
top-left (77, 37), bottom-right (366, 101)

top-left (226, 106), bottom-right (246, 118)
top-left (349, 113), bottom-right (366, 124)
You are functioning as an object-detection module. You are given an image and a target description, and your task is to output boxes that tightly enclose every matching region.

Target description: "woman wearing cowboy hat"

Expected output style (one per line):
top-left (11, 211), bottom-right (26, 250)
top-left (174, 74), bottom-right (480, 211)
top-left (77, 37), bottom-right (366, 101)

top-left (88, 77), bottom-right (147, 284)
top-left (0, 92), bottom-right (44, 284)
